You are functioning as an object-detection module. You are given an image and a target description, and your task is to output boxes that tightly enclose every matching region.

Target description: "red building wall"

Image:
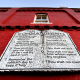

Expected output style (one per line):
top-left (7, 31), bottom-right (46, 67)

top-left (0, 7), bottom-right (80, 80)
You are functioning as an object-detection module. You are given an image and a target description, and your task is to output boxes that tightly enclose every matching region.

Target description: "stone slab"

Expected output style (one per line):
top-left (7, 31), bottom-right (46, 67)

top-left (0, 29), bottom-right (80, 72)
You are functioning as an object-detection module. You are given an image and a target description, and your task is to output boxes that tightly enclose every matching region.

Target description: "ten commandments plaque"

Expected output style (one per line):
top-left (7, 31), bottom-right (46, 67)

top-left (0, 29), bottom-right (80, 71)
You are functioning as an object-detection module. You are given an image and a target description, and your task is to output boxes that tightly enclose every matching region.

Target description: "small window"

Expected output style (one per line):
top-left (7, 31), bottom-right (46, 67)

top-left (34, 14), bottom-right (49, 23)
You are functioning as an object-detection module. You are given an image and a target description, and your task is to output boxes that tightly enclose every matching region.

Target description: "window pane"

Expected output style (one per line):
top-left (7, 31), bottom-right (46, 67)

top-left (42, 19), bottom-right (47, 21)
top-left (36, 19), bottom-right (41, 21)
top-left (42, 16), bottom-right (46, 19)
top-left (36, 16), bottom-right (41, 21)
top-left (42, 16), bottom-right (47, 21)
top-left (37, 16), bottom-right (41, 19)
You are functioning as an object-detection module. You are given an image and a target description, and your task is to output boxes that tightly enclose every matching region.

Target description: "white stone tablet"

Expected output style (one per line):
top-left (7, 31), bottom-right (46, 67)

top-left (0, 29), bottom-right (80, 71)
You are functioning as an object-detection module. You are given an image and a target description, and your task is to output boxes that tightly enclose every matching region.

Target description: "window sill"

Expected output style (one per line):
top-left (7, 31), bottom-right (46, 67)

top-left (31, 22), bottom-right (53, 24)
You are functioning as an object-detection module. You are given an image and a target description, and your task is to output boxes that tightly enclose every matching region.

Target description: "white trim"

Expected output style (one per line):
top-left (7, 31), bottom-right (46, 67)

top-left (32, 13), bottom-right (52, 24)
top-left (31, 22), bottom-right (53, 24)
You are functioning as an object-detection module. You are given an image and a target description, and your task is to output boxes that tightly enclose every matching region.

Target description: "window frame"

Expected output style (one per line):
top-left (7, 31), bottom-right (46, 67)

top-left (34, 13), bottom-right (50, 23)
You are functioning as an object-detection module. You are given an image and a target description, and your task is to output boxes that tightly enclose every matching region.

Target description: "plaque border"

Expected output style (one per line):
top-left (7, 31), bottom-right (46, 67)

top-left (0, 30), bottom-right (80, 71)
